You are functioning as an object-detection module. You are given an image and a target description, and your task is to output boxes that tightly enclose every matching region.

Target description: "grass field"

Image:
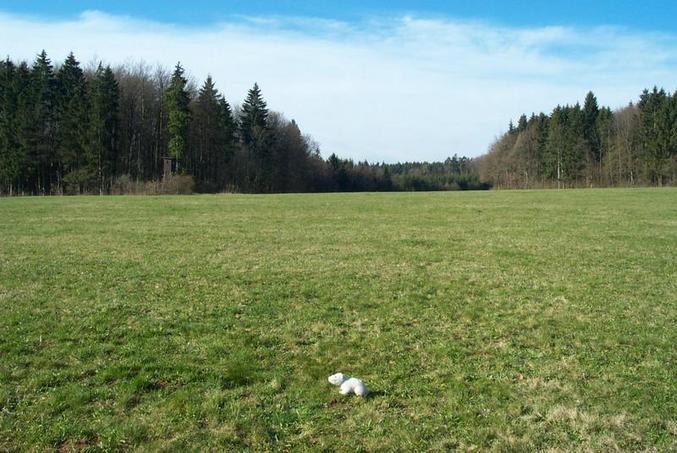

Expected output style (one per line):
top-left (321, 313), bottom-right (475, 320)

top-left (0, 189), bottom-right (675, 451)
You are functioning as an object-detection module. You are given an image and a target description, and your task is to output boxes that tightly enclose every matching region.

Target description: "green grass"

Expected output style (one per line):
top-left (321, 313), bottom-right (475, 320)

top-left (0, 189), bottom-right (675, 451)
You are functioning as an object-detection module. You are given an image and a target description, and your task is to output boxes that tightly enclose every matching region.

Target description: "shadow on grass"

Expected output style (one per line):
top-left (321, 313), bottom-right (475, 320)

top-left (365, 389), bottom-right (386, 399)
top-left (327, 389), bottom-right (385, 407)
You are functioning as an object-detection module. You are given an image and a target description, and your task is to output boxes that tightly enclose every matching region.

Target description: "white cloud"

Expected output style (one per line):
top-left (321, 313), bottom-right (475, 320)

top-left (1, 10), bottom-right (676, 161)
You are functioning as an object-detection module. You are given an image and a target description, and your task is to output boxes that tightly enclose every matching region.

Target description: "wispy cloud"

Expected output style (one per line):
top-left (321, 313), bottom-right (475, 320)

top-left (1, 10), bottom-right (676, 161)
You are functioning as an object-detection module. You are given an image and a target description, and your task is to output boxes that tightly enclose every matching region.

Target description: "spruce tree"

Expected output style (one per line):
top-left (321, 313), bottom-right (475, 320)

top-left (190, 75), bottom-right (235, 190)
top-left (517, 114), bottom-right (528, 132)
top-left (535, 113), bottom-right (549, 180)
top-left (638, 88), bottom-right (671, 184)
top-left (596, 107), bottom-right (615, 184)
top-left (25, 50), bottom-right (57, 194)
top-left (671, 92), bottom-right (677, 166)
top-left (219, 96), bottom-right (236, 149)
top-left (562, 103), bottom-right (586, 183)
top-left (88, 64), bottom-right (120, 193)
top-left (239, 83), bottom-right (268, 146)
top-left (12, 62), bottom-right (32, 194)
top-left (56, 52), bottom-right (90, 193)
top-left (239, 83), bottom-right (270, 191)
top-left (0, 59), bottom-right (17, 193)
top-left (164, 62), bottom-right (191, 170)
top-left (583, 91), bottom-right (601, 166)
top-left (217, 92), bottom-right (236, 185)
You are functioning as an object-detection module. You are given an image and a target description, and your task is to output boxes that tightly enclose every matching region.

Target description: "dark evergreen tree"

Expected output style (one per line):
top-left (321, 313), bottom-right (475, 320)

top-left (165, 63), bottom-right (191, 170)
top-left (23, 51), bottom-right (57, 194)
top-left (189, 75), bottom-right (235, 191)
top-left (517, 114), bottom-right (528, 132)
top-left (595, 106), bottom-right (615, 182)
top-left (562, 103), bottom-right (586, 182)
top-left (239, 83), bottom-right (270, 191)
top-left (0, 59), bottom-right (20, 194)
top-left (667, 91), bottom-right (677, 182)
top-left (239, 83), bottom-right (268, 146)
top-left (12, 62), bottom-right (32, 194)
top-left (56, 52), bottom-right (90, 193)
top-left (218, 96), bottom-right (237, 187)
top-left (88, 64), bottom-right (120, 193)
top-left (583, 91), bottom-right (601, 169)
top-left (638, 88), bottom-right (672, 185)
top-left (535, 113), bottom-right (549, 180)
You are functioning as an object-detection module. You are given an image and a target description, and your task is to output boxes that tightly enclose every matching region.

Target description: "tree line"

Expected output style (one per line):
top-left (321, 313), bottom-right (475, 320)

top-left (477, 90), bottom-right (677, 188)
top-left (2, 51), bottom-right (674, 195)
top-left (0, 51), bottom-right (485, 195)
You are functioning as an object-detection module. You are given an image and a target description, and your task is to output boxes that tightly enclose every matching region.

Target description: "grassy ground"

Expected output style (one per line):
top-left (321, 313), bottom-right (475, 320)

top-left (0, 189), bottom-right (675, 451)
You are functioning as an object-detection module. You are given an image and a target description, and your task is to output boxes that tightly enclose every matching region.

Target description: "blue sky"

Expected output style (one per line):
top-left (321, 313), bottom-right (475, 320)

top-left (4, 0), bottom-right (677, 31)
top-left (1, 2), bottom-right (676, 161)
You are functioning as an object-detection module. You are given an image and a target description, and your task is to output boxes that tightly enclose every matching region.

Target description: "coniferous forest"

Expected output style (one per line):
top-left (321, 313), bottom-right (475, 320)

top-left (478, 90), bottom-right (677, 188)
top-left (0, 51), bottom-right (675, 195)
top-left (0, 51), bottom-right (485, 195)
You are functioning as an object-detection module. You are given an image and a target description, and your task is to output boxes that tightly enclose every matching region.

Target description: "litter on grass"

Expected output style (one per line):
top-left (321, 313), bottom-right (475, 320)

top-left (328, 372), bottom-right (369, 397)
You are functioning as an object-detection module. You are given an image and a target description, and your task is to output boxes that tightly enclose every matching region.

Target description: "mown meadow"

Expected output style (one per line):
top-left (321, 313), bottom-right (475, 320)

top-left (0, 189), bottom-right (675, 451)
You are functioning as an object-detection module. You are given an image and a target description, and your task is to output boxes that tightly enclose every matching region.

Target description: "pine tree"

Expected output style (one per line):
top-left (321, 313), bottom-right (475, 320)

top-left (517, 114), bottom-right (528, 132)
top-left (239, 83), bottom-right (270, 191)
top-left (596, 107), bottom-right (615, 184)
top-left (562, 103), bottom-right (586, 183)
top-left (56, 52), bottom-right (90, 193)
top-left (219, 96), bottom-right (236, 150)
top-left (88, 64), bottom-right (120, 193)
top-left (0, 59), bottom-right (13, 193)
top-left (217, 93), bottom-right (236, 186)
top-left (239, 83), bottom-right (268, 145)
top-left (24, 50), bottom-right (57, 194)
top-left (535, 113), bottom-right (549, 181)
top-left (638, 88), bottom-right (671, 185)
top-left (164, 63), bottom-right (191, 170)
top-left (583, 91), bottom-right (601, 171)
top-left (189, 75), bottom-right (235, 190)
top-left (670, 91), bottom-right (677, 177)
top-left (669, 92), bottom-right (677, 179)
top-left (0, 59), bottom-right (19, 194)
top-left (11, 62), bottom-right (32, 194)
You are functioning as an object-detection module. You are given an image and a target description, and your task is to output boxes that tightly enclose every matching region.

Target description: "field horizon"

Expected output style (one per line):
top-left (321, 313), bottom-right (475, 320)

top-left (1, 188), bottom-right (675, 451)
